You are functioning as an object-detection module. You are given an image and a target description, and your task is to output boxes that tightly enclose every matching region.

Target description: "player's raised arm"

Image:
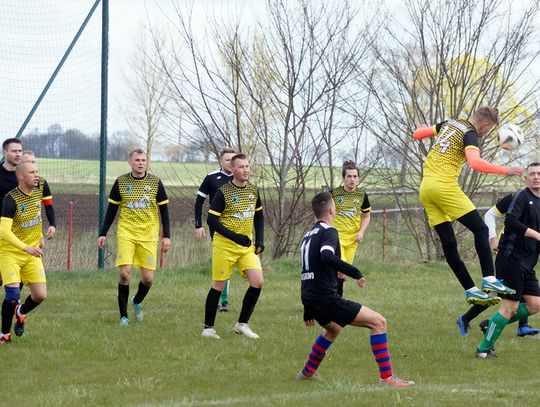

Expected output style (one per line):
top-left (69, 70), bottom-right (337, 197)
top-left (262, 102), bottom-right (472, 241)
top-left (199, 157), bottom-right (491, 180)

top-left (413, 125), bottom-right (436, 140)
top-left (465, 148), bottom-right (522, 176)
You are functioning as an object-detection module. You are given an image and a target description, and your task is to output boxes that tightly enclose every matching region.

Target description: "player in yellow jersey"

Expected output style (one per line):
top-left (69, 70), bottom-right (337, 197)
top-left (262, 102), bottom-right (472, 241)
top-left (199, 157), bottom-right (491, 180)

top-left (201, 153), bottom-right (264, 339)
top-left (98, 149), bottom-right (171, 326)
top-left (21, 151), bottom-right (56, 241)
top-left (415, 106), bottom-right (522, 307)
top-left (0, 161), bottom-right (48, 344)
top-left (331, 160), bottom-right (371, 296)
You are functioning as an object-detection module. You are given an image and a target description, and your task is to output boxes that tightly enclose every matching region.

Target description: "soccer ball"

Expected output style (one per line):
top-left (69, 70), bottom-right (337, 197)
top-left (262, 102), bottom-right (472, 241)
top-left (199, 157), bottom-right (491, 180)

top-left (497, 124), bottom-right (524, 151)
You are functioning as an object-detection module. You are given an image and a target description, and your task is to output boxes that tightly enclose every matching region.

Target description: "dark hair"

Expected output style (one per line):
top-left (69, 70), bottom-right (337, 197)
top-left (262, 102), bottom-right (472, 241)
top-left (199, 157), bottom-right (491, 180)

top-left (342, 160), bottom-right (358, 178)
top-left (526, 162), bottom-right (540, 173)
top-left (2, 138), bottom-right (21, 150)
top-left (471, 106), bottom-right (499, 125)
top-left (219, 147), bottom-right (236, 158)
top-left (231, 153), bottom-right (248, 165)
top-left (312, 191), bottom-right (333, 218)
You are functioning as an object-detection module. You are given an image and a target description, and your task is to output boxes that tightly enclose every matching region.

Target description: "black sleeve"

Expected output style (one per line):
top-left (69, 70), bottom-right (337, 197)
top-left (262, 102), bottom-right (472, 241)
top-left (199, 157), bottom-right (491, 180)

top-left (109, 180), bottom-right (121, 202)
top-left (495, 194), bottom-right (513, 215)
top-left (209, 188), bottom-right (226, 214)
top-left (319, 228), bottom-right (363, 279)
top-left (207, 213), bottom-right (251, 246)
top-left (504, 192), bottom-right (527, 235)
top-left (505, 214), bottom-right (528, 236)
top-left (1, 195), bottom-right (16, 218)
top-left (159, 204), bottom-right (170, 238)
top-left (463, 131), bottom-right (480, 148)
top-left (254, 209), bottom-right (264, 252)
top-left (42, 179), bottom-right (52, 197)
top-left (45, 205), bottom-right (56, 227)
top-left (435, 121), bottom-right (446, 133)
top-left (321, 250), bottom-right (363, 279)
top-left (361, 192), bottom-right (370, 212)
top-left (194, 194), bottom-right (206, 228)
top-left (99, 202), bottom-right (119, 237)
top-left (156, 180), bottom-right (168, 204)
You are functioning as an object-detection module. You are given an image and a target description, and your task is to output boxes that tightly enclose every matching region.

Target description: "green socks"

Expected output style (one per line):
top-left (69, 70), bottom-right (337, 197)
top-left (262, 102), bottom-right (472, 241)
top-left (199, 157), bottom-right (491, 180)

top-left (508, 302), bottom-right (529, 324)
top-left (478, 311), bottom-right (508, 352)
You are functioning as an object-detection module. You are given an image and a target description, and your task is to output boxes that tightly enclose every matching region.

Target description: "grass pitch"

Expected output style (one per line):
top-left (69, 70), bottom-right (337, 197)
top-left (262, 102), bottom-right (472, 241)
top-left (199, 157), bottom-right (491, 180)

top-left (2, 259), bottom-right (540, 406)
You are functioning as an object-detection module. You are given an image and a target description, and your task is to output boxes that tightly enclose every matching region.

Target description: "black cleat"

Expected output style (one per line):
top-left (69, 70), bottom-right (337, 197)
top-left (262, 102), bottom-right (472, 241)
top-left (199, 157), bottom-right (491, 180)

top-left (479, 319), bottom-right (489, 335)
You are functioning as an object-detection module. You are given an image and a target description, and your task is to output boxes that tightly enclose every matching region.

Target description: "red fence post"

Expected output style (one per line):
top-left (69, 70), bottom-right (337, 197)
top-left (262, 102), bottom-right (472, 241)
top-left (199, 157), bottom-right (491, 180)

top-left (382, 207), bottom-right (387, 263)
top-left (67, 201), bottom-right (74, 271)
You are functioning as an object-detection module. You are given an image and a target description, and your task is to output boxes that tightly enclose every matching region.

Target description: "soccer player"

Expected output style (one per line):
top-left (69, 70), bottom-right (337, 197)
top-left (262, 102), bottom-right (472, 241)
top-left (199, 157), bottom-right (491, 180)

top-left (296, 192), bottom-right (414, 387)
top-left (475, 162), bottom-right (540, 359)
top-left (0, 161), bottom-right (48, 344)
top-left (194, 147), bottom-right (236, 312)
top-left (0, 138), bottom-right (23, 288)
top-left (414, 106), bottom-right (522, 306)
top-left (331, 160), bottom-right (371, 296)
top-left (97, 149), bottom-right (171, 326)
top-left (21, 151), bottom-right (56, 241)
top-left (201, 153), bottom-right (264, 339)
top-left (457, 186), bottom-right (539, 337)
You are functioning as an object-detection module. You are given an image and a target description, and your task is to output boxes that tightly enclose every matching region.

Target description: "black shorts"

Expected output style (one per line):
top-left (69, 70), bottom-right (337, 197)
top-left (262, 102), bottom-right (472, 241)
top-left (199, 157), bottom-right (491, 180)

top-left (304, 297), bottom-right (362, 328)
top-left (495, 254), bottom-right (540, 301)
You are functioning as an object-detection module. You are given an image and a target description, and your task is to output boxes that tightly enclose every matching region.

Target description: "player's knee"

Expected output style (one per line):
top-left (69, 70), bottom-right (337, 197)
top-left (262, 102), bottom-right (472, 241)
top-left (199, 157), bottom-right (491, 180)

top-left (4, 286), bottom-right (20, 304)
top-left (440, 235), bottom-right (458, 252)
top-left (370, 312), bottom-right (387, 333)
top-left (501, 300), bottom-right (519, 317)
top-left (526, 298), bottom-right (540, 315)
top-left (32, 292), bottom-right (47, 303)
top-left (119, 269), bottom-right (132, 283)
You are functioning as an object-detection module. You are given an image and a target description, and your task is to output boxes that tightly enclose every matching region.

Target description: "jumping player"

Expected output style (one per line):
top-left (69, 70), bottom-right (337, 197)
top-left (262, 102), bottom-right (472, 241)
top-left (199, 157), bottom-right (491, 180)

top-left (415, 106), bottom-right (522, 306)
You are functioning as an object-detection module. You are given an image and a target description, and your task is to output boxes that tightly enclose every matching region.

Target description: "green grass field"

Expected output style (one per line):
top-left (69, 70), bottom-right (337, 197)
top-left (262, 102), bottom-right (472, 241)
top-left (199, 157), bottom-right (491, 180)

top-left (2, 259), bottom-right (540, 406)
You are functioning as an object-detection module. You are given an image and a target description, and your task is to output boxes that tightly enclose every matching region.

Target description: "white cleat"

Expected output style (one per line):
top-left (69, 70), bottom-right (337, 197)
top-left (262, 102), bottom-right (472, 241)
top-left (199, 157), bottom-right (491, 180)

top-left (201, 327), bottom-right (220, 339)
top-left (234, 322), bottom-right (259, 339)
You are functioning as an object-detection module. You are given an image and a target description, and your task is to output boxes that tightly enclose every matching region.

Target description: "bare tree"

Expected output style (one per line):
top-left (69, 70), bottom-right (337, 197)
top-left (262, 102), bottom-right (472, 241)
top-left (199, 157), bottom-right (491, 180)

top-left (123, 28), bottom-right (170, 168)
top-left (154, 0), bottom-right (373, 258)
top-left (362, 0), bottom-right (540, 260)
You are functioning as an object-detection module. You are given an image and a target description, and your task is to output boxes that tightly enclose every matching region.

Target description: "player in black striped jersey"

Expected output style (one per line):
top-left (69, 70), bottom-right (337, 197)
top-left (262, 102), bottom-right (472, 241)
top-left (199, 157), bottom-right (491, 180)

top-left (194, 147), bottom-right (236, 312)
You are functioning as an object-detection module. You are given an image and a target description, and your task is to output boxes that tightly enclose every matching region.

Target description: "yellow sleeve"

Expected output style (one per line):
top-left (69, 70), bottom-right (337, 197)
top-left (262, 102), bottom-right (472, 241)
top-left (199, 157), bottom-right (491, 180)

top-left (0, 217), bottom-right (26, 251)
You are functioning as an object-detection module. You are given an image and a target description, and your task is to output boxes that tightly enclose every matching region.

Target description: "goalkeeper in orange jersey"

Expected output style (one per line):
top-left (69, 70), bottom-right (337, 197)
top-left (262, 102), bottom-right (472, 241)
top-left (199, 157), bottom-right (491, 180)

top-left (414, 106), bottom-right (522, 306)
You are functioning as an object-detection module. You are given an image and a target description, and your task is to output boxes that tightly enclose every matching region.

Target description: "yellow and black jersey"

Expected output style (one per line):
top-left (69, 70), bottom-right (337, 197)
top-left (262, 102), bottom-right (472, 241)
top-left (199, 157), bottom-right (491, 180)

top-left (108, 172), bottom-right (169, 242)
top-left (331, 186), bottom-right (370, 239)
top-left (0, 186), bottom-right (44, 250)
top-left (423, 119), bottom-right (480, 180)
top-left (209, 181), bottom-right (262, 247)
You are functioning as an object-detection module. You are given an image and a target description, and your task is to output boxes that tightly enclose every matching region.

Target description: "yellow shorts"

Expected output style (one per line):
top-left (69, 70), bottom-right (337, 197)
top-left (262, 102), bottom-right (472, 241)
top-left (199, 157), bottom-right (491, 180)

top-left (0, 251), bottom-right (46, 285)
top-left (419, 176), bottom-right (476, 227)
top-left (339, 238), bottom-right (358, 264)
top-left (212, 244), bottom-right (262, 281)
top-left (116, 238), bottom-right (158, 270)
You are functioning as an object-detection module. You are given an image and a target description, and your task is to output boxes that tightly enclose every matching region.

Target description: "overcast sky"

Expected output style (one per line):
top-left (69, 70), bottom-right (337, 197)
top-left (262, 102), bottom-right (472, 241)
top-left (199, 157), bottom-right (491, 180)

top-left (0, 0), bottom-right (538, 141)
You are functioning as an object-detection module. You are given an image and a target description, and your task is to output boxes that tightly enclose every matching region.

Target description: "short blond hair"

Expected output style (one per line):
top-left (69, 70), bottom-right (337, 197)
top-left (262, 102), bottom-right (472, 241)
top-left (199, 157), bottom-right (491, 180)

top-left (219, 147), bottom-right (236, 158)
top-left (471, 106), bottom-right (499, 125)
top-left (129, 148), bottom-right (146, 158)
